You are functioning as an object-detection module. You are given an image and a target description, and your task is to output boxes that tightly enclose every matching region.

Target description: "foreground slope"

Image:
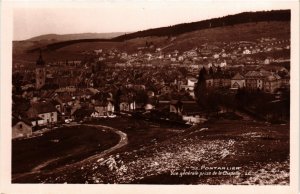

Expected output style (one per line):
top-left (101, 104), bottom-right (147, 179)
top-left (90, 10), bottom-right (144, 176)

top-left (13, 120), bottom-right (289, 184)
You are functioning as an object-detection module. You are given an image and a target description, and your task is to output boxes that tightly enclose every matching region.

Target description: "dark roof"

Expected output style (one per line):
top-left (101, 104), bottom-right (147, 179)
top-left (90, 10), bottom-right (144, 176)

top-left (51, 99), bottom-right (61, 106)
top-left (29, 102), bottom-right (57, 115)
top-left (231, 72), bottom-right (245, 80)
top-left (28, 117), bottom-right (44, 121)
top-left (57, 93), bottom-right (73, 103)
top-left (12, 115), bottom-right (32, 127)
top-left (92, 92), bottom-right (111, 101)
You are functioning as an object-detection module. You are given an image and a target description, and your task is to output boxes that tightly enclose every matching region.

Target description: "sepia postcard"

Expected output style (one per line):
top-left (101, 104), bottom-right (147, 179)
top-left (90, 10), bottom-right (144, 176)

top-left (0, 0), bottom-right (299, 194)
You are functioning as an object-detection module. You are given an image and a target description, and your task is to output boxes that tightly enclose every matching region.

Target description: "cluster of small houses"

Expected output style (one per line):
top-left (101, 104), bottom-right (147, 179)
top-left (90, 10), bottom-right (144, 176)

top-left (91, 37), bottom-right (290, 66)
top-left (12, 87), bottom-right (205, 139)
top-left (12, 64), bottom-right (289, 139)
top-left (12, 37), bottom-right (290, 139)
top-left (13, 37), bottom-right (288, 73)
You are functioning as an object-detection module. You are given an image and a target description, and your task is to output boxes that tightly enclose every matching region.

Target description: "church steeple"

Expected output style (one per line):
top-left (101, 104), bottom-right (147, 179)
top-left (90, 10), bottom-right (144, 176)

top-left (36, 49), bottom-right (45, 66)
top-left (35, 49), bottom-right (46, 90)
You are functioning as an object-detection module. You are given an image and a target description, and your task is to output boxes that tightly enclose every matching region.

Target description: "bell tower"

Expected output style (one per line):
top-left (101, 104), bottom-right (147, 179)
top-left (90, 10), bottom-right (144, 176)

top-left (35, 49), bottom-right (46, 90)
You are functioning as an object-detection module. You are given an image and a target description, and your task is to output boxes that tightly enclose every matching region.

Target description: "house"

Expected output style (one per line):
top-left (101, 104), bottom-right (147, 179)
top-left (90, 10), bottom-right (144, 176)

top-left (119, 94), bottom-right (134, 112)
top-left (243, 49), bottom-right (251, 55)
top-left (54, 92), bottom-right (74, 109)
top-left (12, 115), bottom-right (33, 139)
top-left (180, 77), bottom-right (197, 94)
top-left (94, 100), bottom-right (114, 116)
top-left (244, 71), bottom-right (266, 90)
top-left (264, 74), bottom-right (281, 93)
top-left (26, 101), bottom-right (58, 126)
top-left (119, 95), bottom-right (130, 111)
top-left (212, 75), bottom-right (231, 88)
top-left (280, 74), bottom-right (290, 88)
top-left (91, 110), bottom-right (104, 118)
top-left (231, 73), bottom-right (245, 89)
top-left (28, 117), bottom-right (44, 128)
top-left (120, 101), bottom-right (130, 112)
top-left (187, 77), bottom-right (197, 90)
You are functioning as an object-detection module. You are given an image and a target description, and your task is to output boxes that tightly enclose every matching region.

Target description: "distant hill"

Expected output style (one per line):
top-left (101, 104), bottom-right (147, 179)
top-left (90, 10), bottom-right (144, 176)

top-left (13, 9), bottom-right (290, 58)
top-left (26, 32), bottom-right (126, 42)
top-left (13, 32), bottom-right (125, 55)
top-left (112, 10), bottom-right (290, 41)
top-left (13, 20), bottom-right (290, 65)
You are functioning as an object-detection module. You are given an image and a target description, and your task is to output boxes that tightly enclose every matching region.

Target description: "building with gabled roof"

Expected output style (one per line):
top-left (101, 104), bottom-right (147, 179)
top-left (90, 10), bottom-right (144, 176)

top-left (231, 72), bottom-right (245, 89)
top-left (26, 101), bottom-right (58, 126)
top-left (12, 114), bottom-right (33, 139)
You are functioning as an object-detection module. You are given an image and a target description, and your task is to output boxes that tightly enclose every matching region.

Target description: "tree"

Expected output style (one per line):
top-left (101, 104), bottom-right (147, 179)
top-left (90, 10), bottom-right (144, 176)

top-left (209, 67), bottom-right (214, 75)
top-left (194, 67), bottom-right (208, 108)
top-left (178, 67), bottom-right (188, 77)
top-left (197, 67), bottom-right (207, 84)
top-left (235, 87), bottom-right (246, 107)
top-left (217, 66), bottom-right (222, 74)
top-left (114, 88), bottom-right (122, 112)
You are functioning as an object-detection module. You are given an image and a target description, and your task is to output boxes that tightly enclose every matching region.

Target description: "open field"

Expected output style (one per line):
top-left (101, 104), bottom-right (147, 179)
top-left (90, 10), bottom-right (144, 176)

top-left (12, 119), bottom-right (289, 184)
top-left (85, 117), bottom-right (187, 152)
top-left (12, 125), bottom-right (120, 174)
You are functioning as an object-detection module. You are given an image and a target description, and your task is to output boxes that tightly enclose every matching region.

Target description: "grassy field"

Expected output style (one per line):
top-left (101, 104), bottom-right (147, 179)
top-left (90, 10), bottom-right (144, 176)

top-left (12, 125), bottom-right (120, 174)
top-left (85, 117), bottom-right (187, 153)
top-left (13, 119), bottom-right (289, 184)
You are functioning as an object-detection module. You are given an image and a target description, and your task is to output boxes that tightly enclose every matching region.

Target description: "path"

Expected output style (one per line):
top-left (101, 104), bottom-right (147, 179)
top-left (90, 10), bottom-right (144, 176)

top-left (12, 124), bottom-right (128, 182)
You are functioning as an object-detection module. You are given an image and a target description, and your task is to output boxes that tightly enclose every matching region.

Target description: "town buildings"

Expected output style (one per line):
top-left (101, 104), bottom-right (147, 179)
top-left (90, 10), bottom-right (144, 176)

top-left (11, 36), bottom-right (290, 136)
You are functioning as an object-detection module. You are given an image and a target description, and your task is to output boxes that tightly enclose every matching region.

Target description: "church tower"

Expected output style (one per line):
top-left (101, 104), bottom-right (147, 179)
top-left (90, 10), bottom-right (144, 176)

top-left (35, 50), bottom-right (46, 90)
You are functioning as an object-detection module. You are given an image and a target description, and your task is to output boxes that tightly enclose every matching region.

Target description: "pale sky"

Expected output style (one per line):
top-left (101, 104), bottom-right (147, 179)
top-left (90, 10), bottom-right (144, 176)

top-left (13, 1), bottom-right (291, 40)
